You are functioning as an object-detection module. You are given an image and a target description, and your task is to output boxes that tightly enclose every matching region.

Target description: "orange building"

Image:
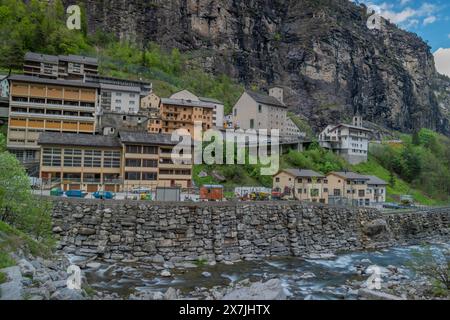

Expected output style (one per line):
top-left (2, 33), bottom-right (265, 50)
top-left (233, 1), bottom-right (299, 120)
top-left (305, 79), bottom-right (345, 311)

top-left (7, 75), bottom-right (98, 163)
top-left (148, 98), bottom-right (214, 135)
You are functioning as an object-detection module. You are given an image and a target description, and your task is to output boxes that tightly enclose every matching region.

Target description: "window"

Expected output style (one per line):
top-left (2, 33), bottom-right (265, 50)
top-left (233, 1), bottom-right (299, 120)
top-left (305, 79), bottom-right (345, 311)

top-left (310, 189), bottom-right (319, 197)
top-left (143, 146), bottom-right (158, 154)
top-left (84, 150), bottom-right (102, 167)
top-left (125, 172), bottom-right (140, 180)
top-left (324, 188), bottom-right (328, 193)
top-left (275, 177), bottom-right (280, 182)
top-left (63, 149), bottom-right (82, 167)
top-left (250, 119), bottom-right (255, 129)
top-left (104, 151), bottom-right (121, 168)
top-left (333, 189), bottom-right (341, 196)
top-left (358, 190), bottom-right (365, 197)
top-left (297, 189), bottom-right (302, 194)
top-left (258, 105), bottom-right (262, 113)
top-left (143, 159), bottom-right (158, 167)
top-left (142, 172), bottom-right (157, 181)
top-left (42, 148), bottom-right (61, 167)
top-left (126, 145), bottom-right (141, 154)
top-left (126, 159), bottom-right (141, 167)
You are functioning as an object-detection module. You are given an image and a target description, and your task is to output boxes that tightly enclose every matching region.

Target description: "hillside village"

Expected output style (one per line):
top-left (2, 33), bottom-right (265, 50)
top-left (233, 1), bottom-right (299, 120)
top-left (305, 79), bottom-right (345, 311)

top-left (0, 51), bottom-right (399, 208)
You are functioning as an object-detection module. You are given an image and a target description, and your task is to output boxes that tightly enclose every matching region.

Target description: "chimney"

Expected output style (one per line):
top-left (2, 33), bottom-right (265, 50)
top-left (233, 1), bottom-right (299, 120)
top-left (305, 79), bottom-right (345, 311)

top-left (269, 87), bottom-right (284, 104)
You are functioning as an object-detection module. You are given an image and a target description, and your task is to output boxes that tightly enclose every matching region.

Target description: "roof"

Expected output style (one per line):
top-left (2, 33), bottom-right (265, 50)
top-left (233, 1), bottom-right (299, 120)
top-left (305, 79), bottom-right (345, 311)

top-left (24, 52), bottom-right (98, 65)
top-left (199, 96), bottom-right (223, 105)
top-left (99, 83), bottom-right (141, 93)
top-left (246, 90), bottom-right (286, 108)
top-left (330, 123), bottom-right (372, 133)
top-left (119, 131), bottom-right (181, 146)
top-left (366, 175), bottom-right (388, 185)
top-left (280, 169), bottom-right (325, 178)
top-left (329, 172), bottom-right (371, 180)
top-left (38, 132), bottom-right (121, 148)
top-left (161, 98), bottom-right (215, 109)
top-left (8, 74), bottom-right (99, 89)
top-left (202, 185), bottom-right (224, 188)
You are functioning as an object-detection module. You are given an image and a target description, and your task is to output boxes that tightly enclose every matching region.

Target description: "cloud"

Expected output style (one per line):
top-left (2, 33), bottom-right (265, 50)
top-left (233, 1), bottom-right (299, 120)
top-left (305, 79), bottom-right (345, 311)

top-left (423, 15), bottom-right (437, 25)
top-left (362, 1), bottom-right (439, 28)
top-left (434, 48), bottom-right (450, 77)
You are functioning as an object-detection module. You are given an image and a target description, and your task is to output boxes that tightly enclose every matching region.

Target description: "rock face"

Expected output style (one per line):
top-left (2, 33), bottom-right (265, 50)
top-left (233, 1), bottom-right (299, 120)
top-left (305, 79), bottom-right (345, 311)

top-left (66, 0), bottom-right (450, 135)
top-left (51, 198), bottom-right (450, 263)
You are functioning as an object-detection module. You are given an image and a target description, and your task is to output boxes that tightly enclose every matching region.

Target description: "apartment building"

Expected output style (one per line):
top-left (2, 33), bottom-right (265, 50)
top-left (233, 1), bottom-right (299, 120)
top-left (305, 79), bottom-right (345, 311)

top-left (120, 131), bottom-right (192, 189)
top-left (326, 172), bottom-right (371, 207)
top-left (38, 132), bottom-right (122, 192)
top-left (319, 116), bottom-right (372, 164)
top-left (85, 75), bottom-right (151, 115)
top-left (7, 75), bottom-right (98, 163)
top-left (37, 131), bottom-right (193, 192)
top-left (232, 89), bottom-right (288, 134)
top-left (148, 98), bottom-right (214, 134)
top-left (366, 175), bottom-right (388, 205)
top-left (23, 52), bottom-right (98, 80)
top-left (273, 169), bottom-right (327, 203)
top-left (170, 90), bottom-right (224, 128)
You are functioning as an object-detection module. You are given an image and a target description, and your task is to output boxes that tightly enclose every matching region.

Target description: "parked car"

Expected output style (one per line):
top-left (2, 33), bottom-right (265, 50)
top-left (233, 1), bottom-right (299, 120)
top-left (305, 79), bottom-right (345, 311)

top-left (50, 188), bottom-right (64, 197)
top-left (65, 190), bottom-right (88, 198)
top-left (131, 187), bottom-right (151, 194)
top-left (93, 191), bottom-right (115, 200)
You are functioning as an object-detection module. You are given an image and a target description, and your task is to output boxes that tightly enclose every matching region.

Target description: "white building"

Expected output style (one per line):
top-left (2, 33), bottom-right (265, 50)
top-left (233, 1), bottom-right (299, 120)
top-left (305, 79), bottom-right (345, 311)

top-left (232, 88), bottom-right (288, 135)
top-left (366, 175), bottom-right (388, 206)
top-left (99, 83), bottom-right (141, 114)
top-left (285, 117), bottom-right (305, 137)
top-left (170, 90), bottom-right (224, 128)
top-left (319, 116), bottom-right (372, 164)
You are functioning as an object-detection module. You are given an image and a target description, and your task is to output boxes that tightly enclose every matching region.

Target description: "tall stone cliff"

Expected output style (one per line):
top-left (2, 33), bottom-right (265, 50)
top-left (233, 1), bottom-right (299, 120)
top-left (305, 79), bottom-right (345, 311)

top-left (67, 0), bottom-right (450, 135)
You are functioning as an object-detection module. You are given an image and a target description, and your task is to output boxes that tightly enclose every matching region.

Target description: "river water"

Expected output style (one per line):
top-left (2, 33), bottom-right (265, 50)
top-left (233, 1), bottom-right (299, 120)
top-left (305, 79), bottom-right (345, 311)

top-left (79, 243), bottom-right (449, 300)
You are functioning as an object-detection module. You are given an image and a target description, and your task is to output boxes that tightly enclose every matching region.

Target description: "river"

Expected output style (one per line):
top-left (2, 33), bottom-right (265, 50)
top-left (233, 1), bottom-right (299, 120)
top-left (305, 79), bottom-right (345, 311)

top-left (78, 242), bottom-right (449, 300)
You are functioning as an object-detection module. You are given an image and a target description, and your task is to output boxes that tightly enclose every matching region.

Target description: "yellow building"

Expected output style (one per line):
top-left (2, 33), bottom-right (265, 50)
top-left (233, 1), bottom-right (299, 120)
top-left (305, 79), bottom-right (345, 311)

top-left (273, 169), bottom-right (327, 203)
top-left (37, 131), bottom-right (193, 192)
top-left (326, 172), bottom-right (371, 206)
top-left (148, 98), bottom-right (214, 134)
top-left (7, 75), bottom-right (98, 163)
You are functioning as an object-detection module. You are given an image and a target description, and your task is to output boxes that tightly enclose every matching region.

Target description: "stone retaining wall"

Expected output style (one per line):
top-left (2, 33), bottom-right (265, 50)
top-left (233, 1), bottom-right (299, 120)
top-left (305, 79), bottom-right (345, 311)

top-left (50, 198), bottom-right (450, 263)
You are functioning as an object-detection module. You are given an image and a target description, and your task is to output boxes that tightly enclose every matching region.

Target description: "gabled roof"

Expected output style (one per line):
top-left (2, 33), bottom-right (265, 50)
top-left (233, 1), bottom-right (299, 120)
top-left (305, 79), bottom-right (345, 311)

top-left (161, 98), bottom-right (215, 109)
top-left (8, 74), bottom-right (99, 89)
top-left (199, 96), bottom-right (223, 105)
top-left (38, 132), bottom-right (121, 148)
top-left (24, 52), bottom-right (98, 65)
top-left (279, 169), bottom-right (325, 178)
top-left (329, 171), bottom-right (370, 180)
top-left (366, 175), bottom-right (388, 185)
top-left (119, 131), bottom-right (180, 146)
top-left (245, 90), bottom-right (286, 108)
top-left (329, 123), bottom-right (372, 133)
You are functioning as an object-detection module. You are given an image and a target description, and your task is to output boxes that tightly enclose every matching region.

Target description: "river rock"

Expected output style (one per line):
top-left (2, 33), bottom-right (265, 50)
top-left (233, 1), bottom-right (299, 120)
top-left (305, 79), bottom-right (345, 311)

top-left (50, 288), bottom-right (85, 300)
top-left (363, 219), bottom-right (389, 237)
top-left (164, 287), bottom-right (179, 300)
top-left (160, 270), bottom-right (171, 277)
top-left (202, 272), bottom-right (212, 278)
top-left (0, 266), bottom-right (23, 300)
top-left (18, 259), bottom-right (36, 277)
top-left (222, 279), bottom-right (286, 300)
top-left (358, 288), bottom-right (405, 300)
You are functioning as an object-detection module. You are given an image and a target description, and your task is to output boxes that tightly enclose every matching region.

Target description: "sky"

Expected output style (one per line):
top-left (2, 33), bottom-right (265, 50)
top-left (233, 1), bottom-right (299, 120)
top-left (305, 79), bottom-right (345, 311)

top-left (351, 0), bottom-right (450, 76)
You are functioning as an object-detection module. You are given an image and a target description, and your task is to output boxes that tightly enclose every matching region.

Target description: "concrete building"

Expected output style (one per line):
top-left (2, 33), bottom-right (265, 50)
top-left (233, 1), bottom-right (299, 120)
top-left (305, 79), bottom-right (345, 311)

top-left (232, 89), bottom-right (288, 135)
top-left (97, 112), bottom-right (149, 137)
top-left (170, 90), bottom-right (224, 128)
top-left (84, 75), bottom-right (151, 115)
top-left (141, 93), bottom-right (161, 112)
top-left (0, 74), bottom-right (9, 123)
top-left (285, 117), bottom-right (305, 137)
top-left (7, 75), bottom-right (98, 163)
top-left (37, 131), bottom-right (193, 192)
top-left (326, 171), bottom-right (371, 207)
top-left (148, 98), bottom-right (214, 134)
top-left (319, 116), bottom-right (371, 164)
top-left (366, 175), bottom-right (388, 205)
top-left (23, 52), bottom-right (98, 80)
top-left (273, 169), bottom-right (327, 203)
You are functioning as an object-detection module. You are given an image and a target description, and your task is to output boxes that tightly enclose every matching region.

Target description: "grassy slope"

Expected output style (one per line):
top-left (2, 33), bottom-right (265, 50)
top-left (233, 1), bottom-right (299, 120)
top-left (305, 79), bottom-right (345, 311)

top-left (0, 221), bottom-right (53, 269)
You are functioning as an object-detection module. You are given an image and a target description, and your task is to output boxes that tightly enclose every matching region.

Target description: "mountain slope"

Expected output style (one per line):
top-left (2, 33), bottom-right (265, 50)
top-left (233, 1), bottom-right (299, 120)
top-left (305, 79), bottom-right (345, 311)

top-left (68, 0), bottom-right (450, 135)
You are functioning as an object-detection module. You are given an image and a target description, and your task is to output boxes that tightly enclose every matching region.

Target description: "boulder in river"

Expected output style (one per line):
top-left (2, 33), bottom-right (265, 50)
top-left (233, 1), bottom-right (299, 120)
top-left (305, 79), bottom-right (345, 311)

top-left (222, 279), bottom-right (286, 300)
